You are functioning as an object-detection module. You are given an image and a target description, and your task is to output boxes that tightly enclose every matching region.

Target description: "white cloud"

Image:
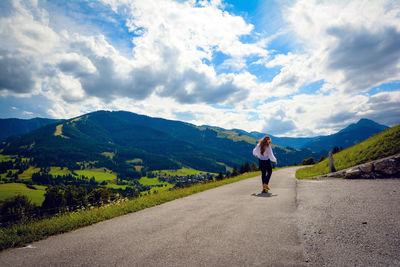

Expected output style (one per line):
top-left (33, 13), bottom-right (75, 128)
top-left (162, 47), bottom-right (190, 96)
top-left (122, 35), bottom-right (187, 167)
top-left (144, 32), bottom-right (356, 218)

top-left (1, 0), bottom-right (270, 107)
top-left (284, 0), bottom-right (400, 93)
top-left (255, 90), bottom-right (400, 136)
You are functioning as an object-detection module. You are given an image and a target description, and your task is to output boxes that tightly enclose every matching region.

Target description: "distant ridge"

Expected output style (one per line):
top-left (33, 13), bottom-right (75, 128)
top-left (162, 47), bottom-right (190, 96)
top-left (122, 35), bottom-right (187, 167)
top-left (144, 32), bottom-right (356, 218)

top-left (0, 118), bottom-right (61, 141)
top-left (302, 119), bottom-right (388, 152)
top-left (228, 118), bottom-right (388, 153)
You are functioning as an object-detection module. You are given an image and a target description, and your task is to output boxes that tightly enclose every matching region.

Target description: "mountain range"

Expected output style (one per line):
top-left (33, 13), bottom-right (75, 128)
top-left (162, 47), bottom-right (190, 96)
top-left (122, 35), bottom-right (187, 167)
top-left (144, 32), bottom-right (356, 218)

top-left (0, 111), bottom-right (388, 174)
top-left (228, 118), bottom-right (388, 153)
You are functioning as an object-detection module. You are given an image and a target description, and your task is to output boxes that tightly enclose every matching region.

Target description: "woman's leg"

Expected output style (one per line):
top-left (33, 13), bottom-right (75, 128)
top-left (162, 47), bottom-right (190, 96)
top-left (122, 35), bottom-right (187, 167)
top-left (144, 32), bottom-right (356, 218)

top-left (265, 159), bottom-right (272, 185)
top-left (259, 159), bottom-right (267, 185)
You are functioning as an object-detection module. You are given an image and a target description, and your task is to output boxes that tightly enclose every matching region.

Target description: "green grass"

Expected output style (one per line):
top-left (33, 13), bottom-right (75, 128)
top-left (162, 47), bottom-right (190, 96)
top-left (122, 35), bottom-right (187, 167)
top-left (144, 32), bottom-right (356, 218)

top-left (0, 171), bottom-right (261, 250)
top-left (0, 155), bottom-right (17, 162)
top-left (19, 167), bottom-right (41, 180)
top-left (138, 176), bottom-right (174, 195)
top-left (0, 183), bottom-right (46, 205)
top-left (75, 169), bottom-right (117, 183)
top-left (104, 184), bottom-right (128, 190)
top-left (139, 176), bottom-right (170, 186)
top-left (296, 124), bottom-right (400, 179)
top-left (156, 167), bottom-right (212, 176)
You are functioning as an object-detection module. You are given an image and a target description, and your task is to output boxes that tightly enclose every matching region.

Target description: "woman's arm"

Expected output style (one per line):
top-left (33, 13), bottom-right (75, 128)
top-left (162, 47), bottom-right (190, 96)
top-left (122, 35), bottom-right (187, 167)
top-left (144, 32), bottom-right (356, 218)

top-left (267, 145), bottom-right (277, 164)
top-left (253, 145), bottom-right (259, 158)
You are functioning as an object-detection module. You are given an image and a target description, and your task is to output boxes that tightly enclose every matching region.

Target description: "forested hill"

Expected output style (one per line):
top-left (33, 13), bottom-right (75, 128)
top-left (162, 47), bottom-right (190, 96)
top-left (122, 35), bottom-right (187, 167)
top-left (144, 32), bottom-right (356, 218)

top-left (0, 110), bottom-right (320, 173)
top-left (0, 118), bottom-right (60, 141)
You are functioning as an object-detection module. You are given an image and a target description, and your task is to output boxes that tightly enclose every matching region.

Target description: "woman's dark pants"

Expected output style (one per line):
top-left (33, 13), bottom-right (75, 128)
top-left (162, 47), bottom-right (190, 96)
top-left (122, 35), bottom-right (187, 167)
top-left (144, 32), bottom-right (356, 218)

top-left (259, 159), bottom-right (272, 185)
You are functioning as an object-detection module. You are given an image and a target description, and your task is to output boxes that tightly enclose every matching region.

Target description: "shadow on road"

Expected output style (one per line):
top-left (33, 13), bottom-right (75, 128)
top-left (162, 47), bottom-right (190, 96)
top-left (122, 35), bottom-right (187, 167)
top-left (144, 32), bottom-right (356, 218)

top-left (251, 193), bottom-right (278, 198)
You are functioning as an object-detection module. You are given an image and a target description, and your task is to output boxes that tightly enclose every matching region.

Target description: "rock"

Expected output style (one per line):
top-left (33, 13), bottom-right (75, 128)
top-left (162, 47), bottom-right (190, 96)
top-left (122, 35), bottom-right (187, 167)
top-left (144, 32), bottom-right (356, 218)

top-left (359, 163), bottom-right (374, 173)
top-left (326, 171), bottom-right (345, 178)
top-left (374, 158), bottom-right (400, 175)
top-left (328, 153), bottom-right (400, 179)
top-left (345, 167), bottom-right (362, 179)
top-left (374, 160), bottom-right (387, 172)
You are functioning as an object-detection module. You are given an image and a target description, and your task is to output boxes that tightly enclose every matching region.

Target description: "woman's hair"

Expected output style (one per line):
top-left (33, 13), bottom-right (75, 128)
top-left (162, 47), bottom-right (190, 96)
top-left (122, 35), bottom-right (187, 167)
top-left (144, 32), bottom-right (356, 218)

top-left (258, 136), bottom-right (271, 155)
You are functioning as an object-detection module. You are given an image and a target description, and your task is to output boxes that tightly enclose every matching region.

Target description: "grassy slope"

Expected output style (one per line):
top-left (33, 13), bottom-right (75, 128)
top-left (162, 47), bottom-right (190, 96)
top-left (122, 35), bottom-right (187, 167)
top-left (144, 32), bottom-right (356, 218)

top-left (0, 170), bottom-right (264, 250)
top-left (296, 124), bottom-right (400, 179)
top-left (0, 183), bottom-right (46, 205)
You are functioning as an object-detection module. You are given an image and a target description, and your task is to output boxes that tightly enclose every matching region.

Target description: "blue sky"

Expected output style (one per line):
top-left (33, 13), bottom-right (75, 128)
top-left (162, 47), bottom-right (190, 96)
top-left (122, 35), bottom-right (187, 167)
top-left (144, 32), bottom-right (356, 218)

top-left (1, 0), bottom-right (400, 136)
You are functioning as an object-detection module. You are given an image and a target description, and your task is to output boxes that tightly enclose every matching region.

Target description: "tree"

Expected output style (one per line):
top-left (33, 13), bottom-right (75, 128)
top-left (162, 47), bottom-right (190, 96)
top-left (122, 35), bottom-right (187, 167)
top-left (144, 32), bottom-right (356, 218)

top-left (332, 146), bottom-right (342, 154)
top-left (232, 166), bottom-right (240, 177)
top-left (64, 186), bottom-right (87, 211)
top-left (88, 188), bottom-right (113, 207)
top-left (250, 162), bottom-right (259, 171)
top-left (240, 162), bottom-right (251, 174)
top-left (41, 186), bottom-right (65, 215)
top-left (318, 156), bottom-right (327, 162)
top-left (301, 157), bottom-right (316, 165)
top-left (0, 195), bottom-right (38, 225)
top-left (216, 171), bottom-right (223, 181)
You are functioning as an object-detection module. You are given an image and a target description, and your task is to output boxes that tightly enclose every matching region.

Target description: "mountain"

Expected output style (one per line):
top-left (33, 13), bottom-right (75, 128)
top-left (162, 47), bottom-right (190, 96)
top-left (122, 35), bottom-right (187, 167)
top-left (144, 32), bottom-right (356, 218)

top-left (0, 118), bottom-right (61, 141)
top-left (301, 119), bottom-right (388, 152)
top-left (229, 118), bottom-right (388, 153)
top-left (0, 111), bottom-right (320, 174)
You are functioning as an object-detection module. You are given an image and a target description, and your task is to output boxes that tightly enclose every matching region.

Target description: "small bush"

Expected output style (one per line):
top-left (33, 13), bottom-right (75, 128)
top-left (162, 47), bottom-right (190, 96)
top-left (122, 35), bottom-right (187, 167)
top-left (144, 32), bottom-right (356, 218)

top-left (1, 195), bottom-right (38, 226)
top-left (301, 157), bottom-right (316, 165)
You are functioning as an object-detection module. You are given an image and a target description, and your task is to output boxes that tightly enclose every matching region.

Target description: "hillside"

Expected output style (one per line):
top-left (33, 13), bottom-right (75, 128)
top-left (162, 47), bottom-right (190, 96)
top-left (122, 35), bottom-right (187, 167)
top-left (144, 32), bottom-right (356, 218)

top-left (0, 111), bottom-right (319, 174)
top-left (296, 123), bottom-right (400, 178)
top-left (0, 118), bottom-right (60, 141)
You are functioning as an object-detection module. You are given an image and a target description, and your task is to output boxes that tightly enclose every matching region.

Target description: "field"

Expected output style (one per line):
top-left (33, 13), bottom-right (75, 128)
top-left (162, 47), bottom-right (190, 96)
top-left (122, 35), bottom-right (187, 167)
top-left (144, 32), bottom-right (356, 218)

top-left (0, 183), bottom-right (46, 205)
top-left (156, 167), bottom-right (213, 176)
top-left (19, 167), bottom-right (41, 180)
top-left (75, 169), bottom-right (117, 183)
top-left (296, 124), bottom-right (400, 179)
top-left (138, 176), bottom-right (174, 194)
top-left (0, 155), bottom-right (17, 162)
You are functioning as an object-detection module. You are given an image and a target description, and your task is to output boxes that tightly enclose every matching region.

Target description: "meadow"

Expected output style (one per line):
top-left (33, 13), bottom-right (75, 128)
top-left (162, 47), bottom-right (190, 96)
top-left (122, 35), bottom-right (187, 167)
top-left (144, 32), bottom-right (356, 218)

top-left (0, 183), bottom-right (46, 205)
top-left (75, 169), bottom-right (117, 183)
top-left (296, 124), bottom-right (400, 179)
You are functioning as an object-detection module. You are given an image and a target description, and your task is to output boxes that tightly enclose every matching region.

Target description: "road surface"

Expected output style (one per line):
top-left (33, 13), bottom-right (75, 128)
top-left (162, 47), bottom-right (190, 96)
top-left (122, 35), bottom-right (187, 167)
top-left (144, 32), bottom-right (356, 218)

top-left (1, 167), bottom-right (399, 266)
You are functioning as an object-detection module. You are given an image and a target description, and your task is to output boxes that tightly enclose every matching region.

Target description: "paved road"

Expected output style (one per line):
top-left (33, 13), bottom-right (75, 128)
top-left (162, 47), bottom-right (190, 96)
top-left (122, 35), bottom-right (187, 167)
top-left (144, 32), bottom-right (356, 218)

top-left (297, 177), bottom-right (400, 266)
top-left (1, 168), bottom-right (399, 266)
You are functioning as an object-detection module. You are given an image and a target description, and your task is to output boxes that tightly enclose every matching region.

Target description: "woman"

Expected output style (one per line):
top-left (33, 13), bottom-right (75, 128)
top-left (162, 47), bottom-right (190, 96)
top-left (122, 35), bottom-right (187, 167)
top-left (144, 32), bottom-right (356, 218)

top-left (253, 136), bottom-right (278, 193)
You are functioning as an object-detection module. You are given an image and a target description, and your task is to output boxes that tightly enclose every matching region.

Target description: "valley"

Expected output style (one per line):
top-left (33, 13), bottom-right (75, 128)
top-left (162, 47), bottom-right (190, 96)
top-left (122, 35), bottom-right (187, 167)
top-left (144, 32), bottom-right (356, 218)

top-left (0, 110), bottom-right (392, 230)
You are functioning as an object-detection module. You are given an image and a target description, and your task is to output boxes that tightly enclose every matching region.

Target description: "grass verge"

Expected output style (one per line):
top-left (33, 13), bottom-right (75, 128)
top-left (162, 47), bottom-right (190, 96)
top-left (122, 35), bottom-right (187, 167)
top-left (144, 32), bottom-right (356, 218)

top-left (0, 171), bottom-right (261, 251)
top-left (296, 124), bottom-right (400, 179)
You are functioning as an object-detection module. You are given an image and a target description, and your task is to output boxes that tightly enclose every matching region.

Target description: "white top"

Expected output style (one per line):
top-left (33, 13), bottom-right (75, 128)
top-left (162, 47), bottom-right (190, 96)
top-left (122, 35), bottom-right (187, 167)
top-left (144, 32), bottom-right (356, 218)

top-left (253, 144), bottom-right (277, 162)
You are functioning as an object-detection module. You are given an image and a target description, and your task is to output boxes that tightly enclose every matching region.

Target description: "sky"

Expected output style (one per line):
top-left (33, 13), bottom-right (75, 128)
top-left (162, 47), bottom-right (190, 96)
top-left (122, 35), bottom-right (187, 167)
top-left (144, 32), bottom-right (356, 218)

top-left (1, 0), bottom-right (400, 137)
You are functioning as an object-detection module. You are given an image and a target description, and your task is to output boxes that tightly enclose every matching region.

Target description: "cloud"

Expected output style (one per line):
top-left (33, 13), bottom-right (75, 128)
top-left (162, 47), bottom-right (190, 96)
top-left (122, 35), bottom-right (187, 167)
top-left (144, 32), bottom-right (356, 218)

top-left (262, 117), bottom-right (296, 136)
top-left (0, 51), bottom-right (36, 94)
top-left (326, 25), bottom-right (400, 92)
top-left (0, 0), bottom-right (269, 107)
top-left (284, 0), bottom-right (400, 94)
